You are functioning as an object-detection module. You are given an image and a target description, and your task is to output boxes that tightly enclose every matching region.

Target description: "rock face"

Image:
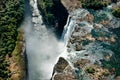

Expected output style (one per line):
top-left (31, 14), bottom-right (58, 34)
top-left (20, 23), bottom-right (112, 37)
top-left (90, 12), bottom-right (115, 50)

top-left (52, 57), bottom-right (77, 80)
top-left (54, 74), bottom-right (77, 80)
top-left (116, 76), bottom-right (120, 80)
top-left (53, 57), bottom-right (69, 73)
top-left (37, 0), bottom-right (69, 37)
top-left (51, 0), bottom-right (120, 80)
top-left (85, 65), bottom-right (110, 80)
top-left (61, 0), bottom-right (82, 12)
top-left (60, 0), bottom-right (120, 13)
top-left (74, 59), bottom-right (90, 68)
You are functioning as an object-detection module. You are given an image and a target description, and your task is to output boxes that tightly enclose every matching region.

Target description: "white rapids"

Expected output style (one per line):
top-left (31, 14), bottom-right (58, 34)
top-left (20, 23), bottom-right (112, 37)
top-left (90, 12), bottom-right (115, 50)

top-left (23, 0), bottom-right (64, 80)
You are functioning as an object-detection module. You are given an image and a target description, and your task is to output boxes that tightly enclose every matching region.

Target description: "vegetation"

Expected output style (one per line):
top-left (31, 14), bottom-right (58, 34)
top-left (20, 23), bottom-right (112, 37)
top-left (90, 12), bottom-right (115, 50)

top-left (38, 0), bottom-right (68, 38)
top-left (112, 7), bottom-right (120, 18)
top-left (38, 0), bottom-right (55, 24)
top-left (0, 0), bottom-right (25, 79)
top-left (10, 30), bottom-right (26, 80)
top-left (81, 0), bottom-right (110, 10)
top-left (85, 67), bottom-right (95, 74)
top-left (102, 28), bottom-right (120, 76)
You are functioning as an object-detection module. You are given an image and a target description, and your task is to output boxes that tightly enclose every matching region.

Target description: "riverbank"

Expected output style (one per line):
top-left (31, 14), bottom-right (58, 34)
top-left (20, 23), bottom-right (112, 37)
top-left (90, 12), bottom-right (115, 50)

top-left (0, 0), bottom-right (26, 79)
top-left (51, 0), bottom-right (120, 80)
top-left (7, 29), bottom-right (26, 80)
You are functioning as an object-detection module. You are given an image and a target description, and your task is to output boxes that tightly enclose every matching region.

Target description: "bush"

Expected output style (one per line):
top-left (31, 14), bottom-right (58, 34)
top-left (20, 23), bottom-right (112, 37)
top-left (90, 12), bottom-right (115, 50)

top-left (0, 0), bottom-right (25, 79)
top-left (85, 67), bottom-right (95, 74)
top-left (112, 8), bottom-right (120, 18)
top-left (81, 0), bottom-right (109, 10)
top-left (101, 28), bottom-right (120, 76)
top-left (38, 0), bottom-right (55, 24)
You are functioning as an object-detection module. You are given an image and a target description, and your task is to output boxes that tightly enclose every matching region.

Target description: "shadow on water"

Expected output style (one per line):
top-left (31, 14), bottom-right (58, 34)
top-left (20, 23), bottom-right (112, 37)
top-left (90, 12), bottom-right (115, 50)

top-left (21, 0), bottom-right (32, 79)
top-left (52, 0), bottom-right (68, 38)
top-left (37, 0), bottom-right (68, 39)
top-left (22, 0), bottom-right (68, 79)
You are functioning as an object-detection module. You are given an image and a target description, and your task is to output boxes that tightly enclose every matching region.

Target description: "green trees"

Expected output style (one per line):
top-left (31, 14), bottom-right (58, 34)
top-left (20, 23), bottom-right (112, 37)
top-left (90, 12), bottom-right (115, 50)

top-left (0, 0), bottom-right (24, 79)
top-left (112, 7), bottom-right (120, 18)
top-left (38, 0), bottom-right (55, 24)
top-left (85, 67), bottom-right (95, 74)
top-left (81, 0), bottom-right (109, 10)
top-left (102, 28), bottom-right (120, 76)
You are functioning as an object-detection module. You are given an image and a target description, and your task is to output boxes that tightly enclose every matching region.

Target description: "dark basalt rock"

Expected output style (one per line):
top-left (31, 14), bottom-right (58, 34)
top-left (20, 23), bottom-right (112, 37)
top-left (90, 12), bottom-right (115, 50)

top-left (75, 44), bottom-right (83, 51)
top-left (53, 0), bottom-right (69, 37)
top-left (37, 0), bottom-right (68, 38)
top-left (53, 57), bottom-right (69, 73)
top-left (54, 73), bottom-right (77, 80)
top-left (74, 59), bottom-right (90, 68)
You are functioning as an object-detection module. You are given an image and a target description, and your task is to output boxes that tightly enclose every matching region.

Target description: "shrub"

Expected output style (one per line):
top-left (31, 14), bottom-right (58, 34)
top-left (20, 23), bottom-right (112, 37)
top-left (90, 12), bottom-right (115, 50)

top-left (85, 67), bottom-right (95, 74)
top-left (0, 0), bottom-right (24, 79)
top-left (112, 7), bottom-right (120, 18)
top-left (38, 0), bottom-right (55, 24)
top-left (81, 0), bottom-right (109, 10)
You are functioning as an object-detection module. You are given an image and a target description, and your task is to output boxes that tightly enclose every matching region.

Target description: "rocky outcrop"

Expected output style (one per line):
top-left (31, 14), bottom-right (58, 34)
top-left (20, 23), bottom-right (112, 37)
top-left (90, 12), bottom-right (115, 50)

top-left (37, 0), bottom-right (68, 37)
top-left (54, 73), bottom-right (77, 80)
top-left (52, 57), bottom-right (77, 80)
top-left (8, 30), bottom-right (26, 80)
top-left (61, 0), bottom-right (82, 12)
top-left (85, 65), bottom-right (111, 80)
top-left (50, 0), bottom-right (120, 79)
top-left (74, 59), bottom-right (90, 68)
top-left (52, 6), bottom-right (120, 79)
top-left (53, 57), bottom-right (69, 73)
top-left (52, 0), bottom-right (69, 37)
top-left (60, 0), bottom-right (117, 12)
top-left (116, 76), bottom-right (120, 80)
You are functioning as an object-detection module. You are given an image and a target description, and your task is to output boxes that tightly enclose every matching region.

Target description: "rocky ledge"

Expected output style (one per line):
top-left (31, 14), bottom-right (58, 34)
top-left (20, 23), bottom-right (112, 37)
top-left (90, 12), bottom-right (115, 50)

top-left (61, 0), bottom-right (120, 13)
top-left (51, 2), bottom-right (120, 79)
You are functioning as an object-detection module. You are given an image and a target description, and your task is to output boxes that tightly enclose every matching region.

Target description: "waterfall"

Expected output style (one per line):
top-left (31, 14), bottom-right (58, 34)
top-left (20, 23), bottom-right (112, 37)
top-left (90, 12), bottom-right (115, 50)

top-left (21, 0), bottom-right (120, 79)
top-left (22, 0), bottom-right (65, 80)
top-left (51, 7), bottom-right (120, 79)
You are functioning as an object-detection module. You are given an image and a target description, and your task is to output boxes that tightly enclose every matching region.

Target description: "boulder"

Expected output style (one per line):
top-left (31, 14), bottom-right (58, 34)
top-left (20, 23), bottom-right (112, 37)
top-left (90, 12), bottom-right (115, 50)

top-left (61, 0), bottom-right (82, 12)
top-left (54, 73), bottom-right (77, 80)
top-left (116, 76), bottom-right (120, 80)
top-left (53, 57), bottom-right (69, 73)
top-left (52, 58), bottom-right (77, 80)
top-left (85, 65), bottom-right (110, 80)
top-left (74, 59), bottom-right (90, 68)
top-left (75, 44), bottom-right (83, 51)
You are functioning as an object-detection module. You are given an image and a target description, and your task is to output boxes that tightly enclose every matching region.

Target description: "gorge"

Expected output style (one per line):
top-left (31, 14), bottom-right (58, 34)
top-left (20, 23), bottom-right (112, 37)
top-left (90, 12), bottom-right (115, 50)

top-left (1, 0), bottom-right (120, 80)
top-left (22, 0), bottom-right (65, 80)
top-left (23, 0), bottom-right (120, 80)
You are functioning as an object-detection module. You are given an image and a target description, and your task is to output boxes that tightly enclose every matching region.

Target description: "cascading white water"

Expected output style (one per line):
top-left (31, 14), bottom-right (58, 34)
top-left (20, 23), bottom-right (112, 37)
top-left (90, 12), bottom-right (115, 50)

top-left (53, 7), bottom-right (119, 79)
top-left (22, 0), bottom-right (64, 80)
top-left (22, 0), bottom-right (120, 79)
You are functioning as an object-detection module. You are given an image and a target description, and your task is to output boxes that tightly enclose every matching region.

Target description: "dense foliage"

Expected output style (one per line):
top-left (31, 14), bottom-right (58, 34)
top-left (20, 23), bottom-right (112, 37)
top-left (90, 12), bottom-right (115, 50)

top-left (102, 28), bottom-right (120, 76)
top-left (0, 0), bottom-right (24, 79)
top-left (38, 0), bottom-right (55, 24)
top-left (112, 7), bottom-right (120, 18)
top-left (38, 0), bottom-right (68, 37)
top-left (81, 0), bottom-right (109, 10)
top-left (85, 67), bottom-right (95, 74)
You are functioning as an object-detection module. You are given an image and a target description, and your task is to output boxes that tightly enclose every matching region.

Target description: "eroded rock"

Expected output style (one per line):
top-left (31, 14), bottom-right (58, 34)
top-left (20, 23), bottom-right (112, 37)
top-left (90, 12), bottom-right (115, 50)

top-left (54, 73), bottom-right (77, 80)
top-left (84, 65), bottom-right (110, 80)
top-left (61, 0), bottom-right (82, 12)
top-left (74, 59), bottom-right (90, 68)
top-left (53, 57), bottom-right (69, 73)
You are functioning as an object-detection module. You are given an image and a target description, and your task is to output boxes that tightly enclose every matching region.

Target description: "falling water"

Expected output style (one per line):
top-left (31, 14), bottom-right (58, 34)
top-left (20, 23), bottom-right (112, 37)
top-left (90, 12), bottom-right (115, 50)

top-left (21, 0), bottom-right (64, 80)
top-left (21, 0), bottom-right (120, 79)
top-left (53, 6), bottom-right (120, 79)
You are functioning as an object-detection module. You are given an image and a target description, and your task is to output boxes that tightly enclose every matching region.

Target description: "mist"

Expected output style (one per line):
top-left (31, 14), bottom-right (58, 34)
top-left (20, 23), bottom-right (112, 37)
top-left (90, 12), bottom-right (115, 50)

top-left (21, 0), bottom-right (65, 79)
top-left (25, 28), bottom-right (64, 80)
